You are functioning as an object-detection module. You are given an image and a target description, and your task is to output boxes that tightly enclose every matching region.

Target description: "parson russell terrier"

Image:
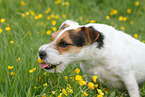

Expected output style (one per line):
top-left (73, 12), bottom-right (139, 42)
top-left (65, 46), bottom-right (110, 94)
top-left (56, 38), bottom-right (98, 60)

top-left (38, 20), bottom-right (145, 97)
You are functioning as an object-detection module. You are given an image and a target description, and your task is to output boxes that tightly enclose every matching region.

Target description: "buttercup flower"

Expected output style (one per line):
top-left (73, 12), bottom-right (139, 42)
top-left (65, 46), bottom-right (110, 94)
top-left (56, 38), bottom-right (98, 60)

top-left (43, 83), bottom-right (48, 86)
top-left (79, 79), bottom-right (87, 86)
top-left (8, 66), bottom-right (14, 69)
top-left (83, 91), bottom-right (88, 96)
top-left (25, 12), bottom-right (30, 16)
top-left (29, 67), bottom-right (36, 73)
top-left (97, 89), bottom-right (104, 95)
top-left (16, 57), bottom-right (20, 61)
top-left (135, 1), bottom-right (139, 6)
top-left (64, 76), bottom-right (68, 81)
top-left (38, 14), bottom-right (43, 19)
top-left (88, 82), bottom-right (95, 90)
top-left (34, 16), bottom-right (38, 20)
top-left (93, 75), bottom-right (98, 83)
top-left (74, 68), bottom-right (80, 73)
top-left (106, 16), bottom-right (110, 20)
top-left (127, 9), bottom-right (132, 14)
top-left (52, 20), bottom-right (56, 25)
top-left (62, 88), bottom-right (67, 96)
top-left (38, 58), bottom-right (44, 63)
top-left (10, 72), bottom-right (15, 76)
top-left (90, 20), bottom-right (95, 23)
top-left (20, 1), bottom-right (25, 6)
top-left (121, 26), bottom-right (125, 30)
top-left (1, 18), bottom-right (5, 23)
top-left (52, 27), bottom-right (57, 31)
top-left (119, 16), bottom-right (123, 21)
top-left (5, 27), bottom-right (11, 31)
top-left (58, 93), bottom-right (62, 97)
top-left (62, 14), bottom-right (66, 18)
top-left (0, 28), bottom-right (2, 34)
top-left (75, 75), bottom-right (82, 81)
top-left (134, 33), bottom-right (138, 39)
top-left (10, 41), bottom-right (14, 44)
top-left (46, 30), bottom-right (52, 35)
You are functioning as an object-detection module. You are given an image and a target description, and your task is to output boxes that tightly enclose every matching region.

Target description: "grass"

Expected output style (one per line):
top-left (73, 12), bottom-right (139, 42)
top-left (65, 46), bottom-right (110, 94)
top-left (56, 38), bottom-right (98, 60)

top-left (0, 0), bottom-right (145, 97)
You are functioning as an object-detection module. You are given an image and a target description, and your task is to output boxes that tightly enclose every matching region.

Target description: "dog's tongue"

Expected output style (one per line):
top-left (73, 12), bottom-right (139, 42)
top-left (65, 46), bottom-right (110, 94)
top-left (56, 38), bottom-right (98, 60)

top-left (40, 63), bottom-right (49, 69)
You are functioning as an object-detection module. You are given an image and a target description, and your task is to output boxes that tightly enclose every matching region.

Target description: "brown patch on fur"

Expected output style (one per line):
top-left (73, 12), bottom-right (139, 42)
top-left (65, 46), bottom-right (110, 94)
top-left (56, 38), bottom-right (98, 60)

top-left (50, 28), bottom-right (86, 55)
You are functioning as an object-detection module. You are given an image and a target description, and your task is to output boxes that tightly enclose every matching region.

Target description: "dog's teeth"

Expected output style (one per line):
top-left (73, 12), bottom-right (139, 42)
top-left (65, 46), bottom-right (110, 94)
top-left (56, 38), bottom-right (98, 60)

top-left (50, 64), bottom-right (51, 66)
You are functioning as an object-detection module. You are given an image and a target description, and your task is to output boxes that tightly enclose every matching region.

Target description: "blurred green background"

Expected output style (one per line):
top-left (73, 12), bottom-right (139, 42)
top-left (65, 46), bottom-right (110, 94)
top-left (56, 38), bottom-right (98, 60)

top-left (0, 0), bottom-right (145, 97)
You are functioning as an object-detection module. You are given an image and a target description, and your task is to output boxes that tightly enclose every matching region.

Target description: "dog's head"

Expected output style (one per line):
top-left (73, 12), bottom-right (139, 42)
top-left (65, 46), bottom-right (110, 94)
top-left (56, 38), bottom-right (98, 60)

top-left (38, 20), bottom-right (103, 73)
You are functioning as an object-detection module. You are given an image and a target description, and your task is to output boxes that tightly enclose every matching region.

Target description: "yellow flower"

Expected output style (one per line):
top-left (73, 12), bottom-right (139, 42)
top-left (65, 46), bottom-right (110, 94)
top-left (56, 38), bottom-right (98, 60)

top-left (55, 15), bottom-right (59, 19)
top-left (10, 72), bottom-right (15, 76)
top-left (8, 66), bottom-right (14, 69)
top-left (74, 68), bottom-right (80, 73)
top-left (58, 93), bottom-right (62, 97)
top-left (93, 75), bottom-right (98, 83)
top-left (97, 89), bottom-right (104, 95)
top-left (135, 1), bottom-right (139, 6)
top-left (79, 79), bottom-right (87, 86)
top-left (119, 16), bottom-right (123, 21)
top-left (142, 40), bottom-right (145, 43)
top-left (52, 27), bottom-right (57, 32)
top-left (1, 18), bottom-right (5, 23)
top-left (34, 87), bottom-right (36, 89)
top-left (127, 9), bottom-right (132, 14)
top-left (16, 57), bottom-right (20, 61)
top-left (51, 15), bottom-right (55, 18)
top-left (97, 94), bottom-right (103, 97)
top-left (36, 76), bottom-right (41, 81)
top-left (94, 84), bottom-right (98, 87)
top-left (46, 30), bottom-right (52, 35)
top-left (62, 88), bottom-right (67, 96)
top-left (62, 14), bottom-right (66, 18)
top-left (20, 1), bottom-right (25, 6)
top-left (134, 33), bottom-right (138, 39)
top-left (121, 26), bottom-right (125, 30)
top-left (110, 12), bottom-right (113, 16)
top-left (123, 17), bottom-right (127, 21)
top-left (90, 20), bottom-right (95, 23)
top-left (62, 2), bottom-right (69, 5)
top-left (25, 12), bottom-right (30, 16)
top-left (38, 14), bottom-right (43, 19)
top-left (64, 76), bottom-right (68, 81)
top-left (75, 75), bottom-right (82, 81)
top-left (106, 16), bottom-right (110, 20)
top-left (52, 20), bottom-right (56, 25)
top-left (55, 0), bottom-right (61, 4)
top-left (88, 82), bottom-right (95, 90)
top-left (113, 9), bottom-right (118, 15)
top-left (10, 41), bottom-right (14, 44)
top-left (0, 28), bottom-right (2, 34)
top-left (44, 72), bottom-right (46, 75)
top-left (5, 27), bottom-right (11, 31)
top-left (45, 8), bottom-right (51, 14)
top-left (29, 67), bottom-right (36, 73)
top-left (83, 91), bottom-right (88, 96)
top-left (38, 58), bottom-right (44, 63)
top-left (31, 11), bottom-right (35, 15)
top-left (43, 83), bottom-right (48, 86)
top-left (47, 16), bottom-right (51, 20)
top-left (35, 16), bottom-right (38, 20)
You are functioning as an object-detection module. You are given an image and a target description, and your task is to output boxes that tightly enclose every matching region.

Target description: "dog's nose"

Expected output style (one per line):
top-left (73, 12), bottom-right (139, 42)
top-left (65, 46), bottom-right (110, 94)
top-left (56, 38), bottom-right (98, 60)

top-left (39, 51), bottom-right (46, 59)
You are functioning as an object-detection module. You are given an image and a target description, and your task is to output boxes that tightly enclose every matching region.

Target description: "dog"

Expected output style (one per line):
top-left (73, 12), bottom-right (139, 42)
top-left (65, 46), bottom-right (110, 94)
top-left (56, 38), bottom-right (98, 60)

top-left (38, 20), bottom-right (145, 97)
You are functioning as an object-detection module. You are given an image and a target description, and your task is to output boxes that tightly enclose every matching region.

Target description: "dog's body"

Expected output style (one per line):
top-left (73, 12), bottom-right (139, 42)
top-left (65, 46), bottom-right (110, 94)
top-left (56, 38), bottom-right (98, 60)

top-left (38, 20), bottom-right (145, 97)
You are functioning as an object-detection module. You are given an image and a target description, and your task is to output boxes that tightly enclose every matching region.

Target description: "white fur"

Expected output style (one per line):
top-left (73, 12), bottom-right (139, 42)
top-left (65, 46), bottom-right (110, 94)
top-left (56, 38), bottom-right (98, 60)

top-left (39, 20), bottom-right (145, 97)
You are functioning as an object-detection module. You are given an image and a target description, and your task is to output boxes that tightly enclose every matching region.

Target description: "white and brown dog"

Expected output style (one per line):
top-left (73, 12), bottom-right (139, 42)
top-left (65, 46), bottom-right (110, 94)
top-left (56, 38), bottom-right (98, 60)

top-left (38, 20), bottom-right (145, 97)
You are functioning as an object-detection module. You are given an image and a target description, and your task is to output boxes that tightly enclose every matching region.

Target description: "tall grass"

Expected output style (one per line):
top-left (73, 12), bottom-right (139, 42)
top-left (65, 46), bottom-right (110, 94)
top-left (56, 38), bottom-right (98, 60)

top-left (0, 0), bottom-right (145, 96)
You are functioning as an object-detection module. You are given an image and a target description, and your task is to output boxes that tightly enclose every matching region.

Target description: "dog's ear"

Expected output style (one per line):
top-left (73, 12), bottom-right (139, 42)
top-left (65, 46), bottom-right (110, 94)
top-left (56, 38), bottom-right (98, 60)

top-left (82, 26), bottom-right (99, 44)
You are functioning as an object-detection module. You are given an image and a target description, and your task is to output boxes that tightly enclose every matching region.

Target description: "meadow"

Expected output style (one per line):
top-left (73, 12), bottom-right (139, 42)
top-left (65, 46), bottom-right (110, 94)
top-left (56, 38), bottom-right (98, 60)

top-left (0, 0), bottom-right (145, 97)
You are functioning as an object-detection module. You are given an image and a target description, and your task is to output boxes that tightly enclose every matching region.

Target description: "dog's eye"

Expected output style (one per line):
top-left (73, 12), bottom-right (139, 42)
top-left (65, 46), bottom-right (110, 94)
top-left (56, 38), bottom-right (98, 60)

top-left (58, 41), bottom-right (71, 47)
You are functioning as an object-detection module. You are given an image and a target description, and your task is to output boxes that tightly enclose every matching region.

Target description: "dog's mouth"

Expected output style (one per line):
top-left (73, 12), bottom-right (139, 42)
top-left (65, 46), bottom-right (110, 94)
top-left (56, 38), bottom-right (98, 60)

top-left (40, 62), bottom-right (59, 70)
